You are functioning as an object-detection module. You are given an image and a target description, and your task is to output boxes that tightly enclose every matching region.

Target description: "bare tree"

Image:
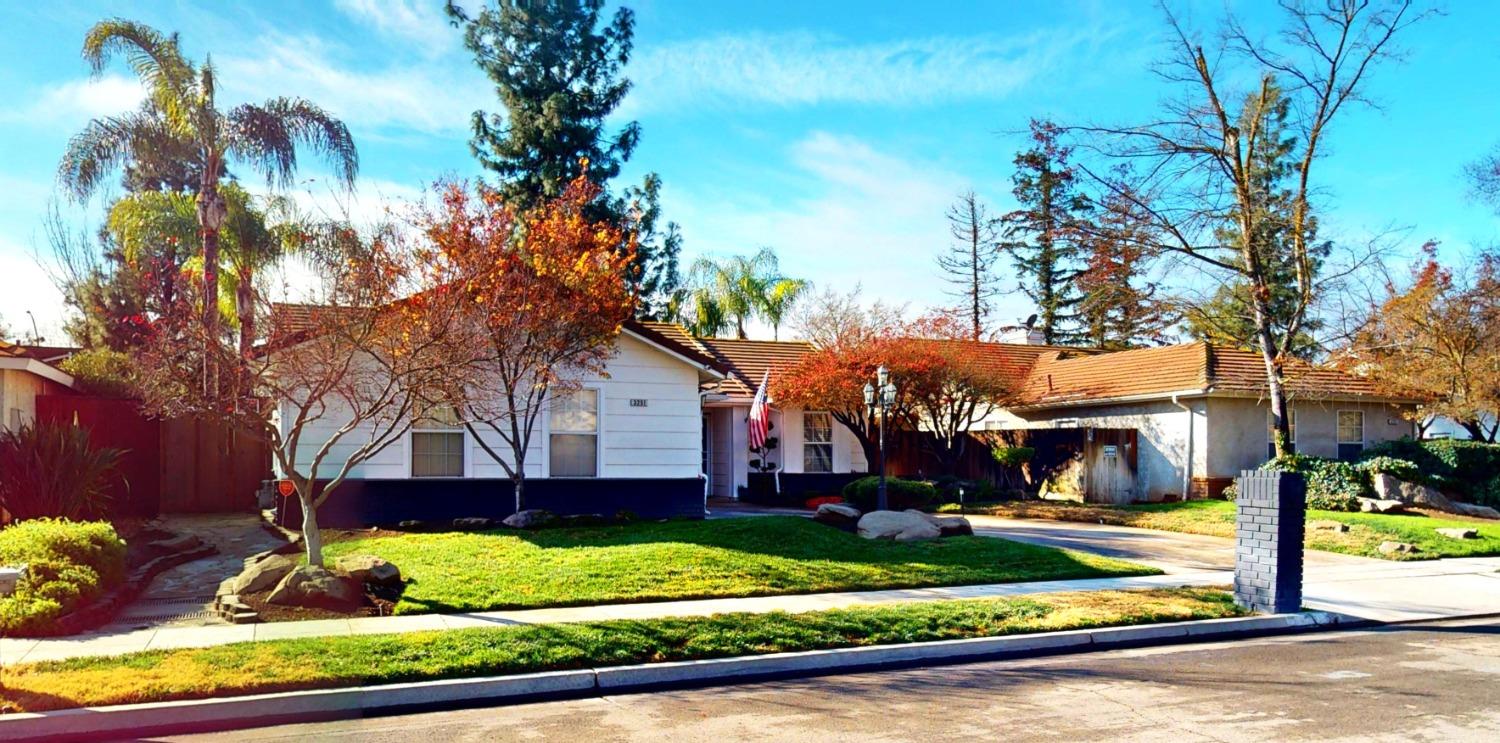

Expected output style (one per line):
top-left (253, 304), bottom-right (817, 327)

top-left (937, 191), bottom-right (1003, 341)
top-left (1069, 0), bottom-right (1428, 456)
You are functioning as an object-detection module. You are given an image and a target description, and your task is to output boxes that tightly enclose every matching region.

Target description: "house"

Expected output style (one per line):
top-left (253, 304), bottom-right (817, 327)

top-left (973, 341), bottom-right (1425, 502)
top-left (634, 323), bottom-right (870, 501)
top-left (0, 341), bottom-right (76, 433)
top-left (269, 319), bottom-right (732, 528)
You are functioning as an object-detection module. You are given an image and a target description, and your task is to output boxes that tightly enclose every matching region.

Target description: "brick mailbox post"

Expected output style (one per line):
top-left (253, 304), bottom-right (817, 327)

top-left (1234, 470), bottom-right (1306, 613)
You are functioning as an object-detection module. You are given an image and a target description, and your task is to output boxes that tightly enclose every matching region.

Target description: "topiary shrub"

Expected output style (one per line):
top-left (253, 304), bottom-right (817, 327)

top-left (0, 519), bottom-right (127, 636)
top-left (841, 476), bottom-right (937, 512)
top-left (0, 421), bottom-right (125, 521)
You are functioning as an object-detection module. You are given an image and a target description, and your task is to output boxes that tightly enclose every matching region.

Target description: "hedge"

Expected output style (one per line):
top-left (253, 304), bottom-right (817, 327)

top-left (1362, 439), bottom-right (1500, 506)
top-left (0, 519), bottom-right (127, 636)
top-left (841, 476), bottom-right (937, 511)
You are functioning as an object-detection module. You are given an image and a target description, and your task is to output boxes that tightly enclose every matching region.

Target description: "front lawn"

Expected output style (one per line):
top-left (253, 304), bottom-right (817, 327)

top-left (320, 516), bottom-right (1156, 615)
top-left (940, 500), bottom-right (1500, 560)
top-left (0, 587), bottom-right (1242, 713)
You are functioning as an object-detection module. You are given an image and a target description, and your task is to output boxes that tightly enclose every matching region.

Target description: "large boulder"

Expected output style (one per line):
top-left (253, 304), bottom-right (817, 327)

top-left (230, 553), bottom-right (298, 595)
top-left (333, 554), bottom-right (402, 587)
top-left (813, 503), bottom-right (862, 531)
top-left (905, 509), bottom-right (973, 537)
top-left (857, 510), bottom-right (942, 541)
top-left (1454, 503), bottom-right (1500, 520)
top-left (267, 566), bottom-right (362, 610)
top-left (503, 509), bottom-right (557, 529)
top-left (1373, 474), bottom-right (1458, 512)
top-left (1358, 497), bottom-right (1406, 514)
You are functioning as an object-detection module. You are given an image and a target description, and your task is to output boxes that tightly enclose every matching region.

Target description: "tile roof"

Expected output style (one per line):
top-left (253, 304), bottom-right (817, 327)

top-left (698, 337), bottom-right (816, 397)
top-left (0, 342), bottom-right (79, 363)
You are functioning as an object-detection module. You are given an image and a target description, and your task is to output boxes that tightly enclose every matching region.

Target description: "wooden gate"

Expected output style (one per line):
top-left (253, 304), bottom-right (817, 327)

top-left (1083, 428), bottom-right (1139, 504)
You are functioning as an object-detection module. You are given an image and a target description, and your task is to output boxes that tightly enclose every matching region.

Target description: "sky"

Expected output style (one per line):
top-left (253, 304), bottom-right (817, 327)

top-left (1, 0), bottom-right (1497, 344)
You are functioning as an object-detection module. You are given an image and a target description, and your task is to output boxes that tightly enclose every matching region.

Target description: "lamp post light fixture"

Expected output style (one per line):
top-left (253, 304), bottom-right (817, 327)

top-left (864, 364), bottom-right (898, 511)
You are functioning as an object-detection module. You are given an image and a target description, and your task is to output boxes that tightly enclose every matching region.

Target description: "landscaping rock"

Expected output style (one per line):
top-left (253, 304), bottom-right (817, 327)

top-left (903, 509), bottom-right (974, 537)
top-left (266, 566), bottom-right (362, 610)
top-left (1377, 541), bottom-right (1418, 556)
top-left (1454, 503), bottom-right (1500, 520)
top-left (229, 554), bottom-right (298, 595)
top-left (503, 509), bottom-right (557, 529)
top-left (857, 510), bottom-right (941, 541)
top-left (1308, 519), bottom-right (1350, 533)
top-left (813, 503), bottom-right (862, 530)
top-left (1374, 475), bottom-right (1458, 511)
top-left (452, 517), bottom-right (496, 530)
top-left (1358, 497), bottom-right (1406, 514)
top-left (333, 554), bottom-right (402, 587)
top-left (396, 520), bottom-right (427, 531)
top-left (1436, 527), bottom-right (1480, 540)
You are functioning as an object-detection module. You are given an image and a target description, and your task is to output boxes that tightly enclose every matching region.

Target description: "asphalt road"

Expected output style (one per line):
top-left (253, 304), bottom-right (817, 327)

top-left (161, 617), bottom-right (1500, 743)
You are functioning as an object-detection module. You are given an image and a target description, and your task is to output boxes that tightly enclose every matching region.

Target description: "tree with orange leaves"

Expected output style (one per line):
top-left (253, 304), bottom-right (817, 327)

top-left (899, 313), bottom-right (1017, 474)
top-left (423, 174), bottom-right (637, 512)
top-left (1344, 246), bottom-right (1500, 441)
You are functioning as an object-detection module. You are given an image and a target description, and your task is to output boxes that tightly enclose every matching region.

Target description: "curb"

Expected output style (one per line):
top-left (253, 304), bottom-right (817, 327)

top-left (0, 611), bottom-right (1351, 742)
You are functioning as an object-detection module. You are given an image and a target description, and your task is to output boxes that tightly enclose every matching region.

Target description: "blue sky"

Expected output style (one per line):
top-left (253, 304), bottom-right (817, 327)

top-left (2, 0), bottom-right (1497, 343)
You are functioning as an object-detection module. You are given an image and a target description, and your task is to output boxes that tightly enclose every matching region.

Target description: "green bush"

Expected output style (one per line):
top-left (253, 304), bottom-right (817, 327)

top-left (1356, 455), bottom-right (1421, 483)
top-left (1362, 438), bottom-right (1500, 506)
top-left (0, 421), bottom-right (125, 521)
top-left (841, 476), bottom-right (937, 511)
top-left (0, 519), bottom-right (127, 636)
top-left (990, 446), bottom-right (1035, 468)
top-left (58, 348), bottom-right (137, 398)
top-left (1261, 454), bottom-right (1364, 511)
top-left (929, 476), bottom-right (998, 504)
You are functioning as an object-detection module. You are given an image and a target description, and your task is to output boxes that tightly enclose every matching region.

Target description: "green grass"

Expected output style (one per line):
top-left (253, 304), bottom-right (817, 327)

top-left (939, 500), bottom-right (1500, 560)
top-left (0, 587), bottom-right (1243, 713)
top-left (319, 516), bottom-right (1156, 615)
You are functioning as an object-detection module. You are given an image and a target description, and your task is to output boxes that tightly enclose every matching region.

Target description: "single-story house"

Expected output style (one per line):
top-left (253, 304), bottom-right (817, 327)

top-left (0, 342), bottom-right (76, 433)
top-left (974, 340), bottom-right (1425, 502)
top-left (269, 317), bottom-right (732, 527)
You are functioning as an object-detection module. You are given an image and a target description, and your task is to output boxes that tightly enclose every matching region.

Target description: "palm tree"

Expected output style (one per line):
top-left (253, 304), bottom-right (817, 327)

top-left (59, 19), bottom-right (358, 350)
top-left (681, 247), bottom-right (808, 339)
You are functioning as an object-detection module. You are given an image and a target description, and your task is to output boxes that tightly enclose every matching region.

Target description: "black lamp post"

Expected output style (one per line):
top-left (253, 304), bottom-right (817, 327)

top-left (863, 365), bottom-right (898, 511)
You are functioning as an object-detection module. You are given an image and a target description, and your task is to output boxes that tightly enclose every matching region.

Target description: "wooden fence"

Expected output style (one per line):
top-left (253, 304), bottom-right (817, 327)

top-left (35, 395), bottom-right (269, 517)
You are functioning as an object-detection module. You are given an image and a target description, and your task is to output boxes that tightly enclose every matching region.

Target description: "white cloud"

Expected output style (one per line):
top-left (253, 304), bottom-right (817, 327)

top-left (333, 0), bottom-right (457, 55)
top-left (667, 132), bottom-right (1031, 323)
top-left (216, 33), bottom-right (486, 135)
top-left (624, 27), bottom-right (1114, 114)
top-left (0, 75), bottom-right (144, 126)
top-left (0, 240), bottom-right (67, 344)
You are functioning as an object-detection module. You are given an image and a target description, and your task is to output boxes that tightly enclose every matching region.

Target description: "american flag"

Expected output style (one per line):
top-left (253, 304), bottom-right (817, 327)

top-left (748, 370), bottom-right (771, 450)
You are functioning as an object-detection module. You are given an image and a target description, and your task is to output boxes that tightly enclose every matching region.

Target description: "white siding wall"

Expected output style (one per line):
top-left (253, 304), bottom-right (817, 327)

top-left (277, 333), bottom-right (704, 481)
top-left (0, 369), bottom-right (50, 433)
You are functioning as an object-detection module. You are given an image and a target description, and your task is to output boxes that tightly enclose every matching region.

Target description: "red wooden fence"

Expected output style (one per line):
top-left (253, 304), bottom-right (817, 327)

top-left (35, 395), bottom-right (269, 517)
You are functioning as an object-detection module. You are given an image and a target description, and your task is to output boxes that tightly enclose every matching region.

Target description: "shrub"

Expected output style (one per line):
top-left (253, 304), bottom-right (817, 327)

top-left (1261, 454), bottom-right (1364, 511)
top-left (991, 446), bottom-right (1035, 468)
top-left (841, 476), bottom-right (937, 511)
top-left (58, 349), bottom-right (138, 398)
top-left (0, 421), bottom-right (125, 521)
top-left (1356, 455), bottom-right (1420, 483)
top-left (1363, 438), bottom-right (1500, 506)
top-left (0, 519), bottom-right (127, 636)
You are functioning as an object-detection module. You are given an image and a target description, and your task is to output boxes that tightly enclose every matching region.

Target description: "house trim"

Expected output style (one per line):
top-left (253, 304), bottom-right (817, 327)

top-left (0, 357), bottom-right (75, 388)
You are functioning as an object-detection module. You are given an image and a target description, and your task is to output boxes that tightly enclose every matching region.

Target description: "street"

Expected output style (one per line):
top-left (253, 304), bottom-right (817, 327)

top-left (165, 617), bottom-right (1500, 742)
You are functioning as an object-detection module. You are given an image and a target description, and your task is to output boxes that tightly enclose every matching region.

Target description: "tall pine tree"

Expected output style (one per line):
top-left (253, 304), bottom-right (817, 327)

top-left (1000, 119), bottom-right (1091, 345)
top-left (1182, 82), bottom-right (1328, 359)
top-left (936, 191), bottom-right (1002, 340)
top-left (1077, 173), bottom-right (1172, 349)
top-left (447, 0), bottom-right (679, 315)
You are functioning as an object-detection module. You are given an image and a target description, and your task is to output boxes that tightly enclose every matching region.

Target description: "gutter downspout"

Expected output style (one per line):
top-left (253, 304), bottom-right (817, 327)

top-left (1171, 394), bottom-right (1193, 500)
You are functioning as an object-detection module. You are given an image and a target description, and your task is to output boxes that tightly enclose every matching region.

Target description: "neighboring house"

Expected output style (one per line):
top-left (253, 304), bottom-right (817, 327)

top-left (635, 323), bottom-right (869, 500)
top-left (268, 317), bottom-right (730, 527)
top-left (975, 341), bottom-right (1424, 502)
top-left (0, 341), bottom-right (76, 433)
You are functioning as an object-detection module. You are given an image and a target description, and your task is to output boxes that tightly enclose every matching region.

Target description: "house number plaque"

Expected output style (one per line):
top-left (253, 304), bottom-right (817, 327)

top-left (629, 399), bottom-right (648, 407)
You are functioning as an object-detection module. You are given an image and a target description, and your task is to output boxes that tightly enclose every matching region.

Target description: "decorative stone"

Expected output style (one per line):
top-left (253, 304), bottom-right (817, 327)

top-left (503, 509), bottom-right (557, 529)
top-left (813, 503), bottom-right (862, 530)
top-left (1373, 475), bottom-right (1457, 511)
top-left (452, 517), bottom-right (496, 530)
top-left (229, 554), bottom-right (298, 595)
top-left (1308, 520), bottom-right (1350, 533)
top-left (857, 510), bottom-right (942, 541)
top-left (333, 554), bottom-right (402, 586)
top-left (0, 565), bottom-right (26, 597)
top-left (1377, 541), bottom-right (1418, 556)
top-left (1358, 497), bottom-right (1406, 514)
top-left (266, 566), bottom-right (362, 610)
top-left (1436, 527), bottom-right (1479, 540)
top-left (1454, 503), bottom-right (1500, 520)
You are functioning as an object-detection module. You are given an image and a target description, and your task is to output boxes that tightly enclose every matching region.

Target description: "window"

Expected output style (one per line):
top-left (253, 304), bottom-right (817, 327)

top-left (411, 403), bottom-right (464, 477)
top-left (1267, 408), bottom-right (1296, 459)
top-left (803, 411), bottom-right (833, 473)
top-left (1337, 410), bottom-right (1364, 461)
top-left (550, 388), bottom-right (599, 477)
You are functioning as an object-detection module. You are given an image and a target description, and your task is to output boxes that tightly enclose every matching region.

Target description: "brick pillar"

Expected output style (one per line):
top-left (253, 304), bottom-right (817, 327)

top-left (1234, 470), bottom-right (1305, 613)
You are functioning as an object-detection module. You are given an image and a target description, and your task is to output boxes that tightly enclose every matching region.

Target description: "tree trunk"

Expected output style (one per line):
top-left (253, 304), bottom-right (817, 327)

top-left (1251, 287), bottom-right (1293, 458)
top-left (301, 495), bottom-right (324, 567)
top-left (514, 474), bottom-right (526, 514)
top-left (202, 228), bottom-right (220, 331)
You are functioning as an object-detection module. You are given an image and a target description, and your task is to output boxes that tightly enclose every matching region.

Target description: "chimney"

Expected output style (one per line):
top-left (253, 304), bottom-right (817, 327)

top-left (998, 325), bottom-right (1046, 345)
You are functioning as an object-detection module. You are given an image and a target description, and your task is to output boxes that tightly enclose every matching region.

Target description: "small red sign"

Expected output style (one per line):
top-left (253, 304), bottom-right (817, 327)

top-left (276, 480), bottom-right (296, 498)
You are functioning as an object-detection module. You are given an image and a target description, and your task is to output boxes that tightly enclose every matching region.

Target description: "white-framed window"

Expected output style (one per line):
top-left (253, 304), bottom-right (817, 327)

top-left (803, 411), bottom-right (833, 473)
top-left (1337, 410), bottom-right (1365, 461)
top-left (411, 402), bottom-right (464, 478)
top-left (1267, 408), bottom-right (1296, 459)
top-left (550, 388), bottom-right (599, 478)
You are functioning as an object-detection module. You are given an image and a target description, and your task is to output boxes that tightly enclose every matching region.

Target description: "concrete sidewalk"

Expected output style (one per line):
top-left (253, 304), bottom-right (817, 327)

top-left (0, 572), bottom-right (1222, 667)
